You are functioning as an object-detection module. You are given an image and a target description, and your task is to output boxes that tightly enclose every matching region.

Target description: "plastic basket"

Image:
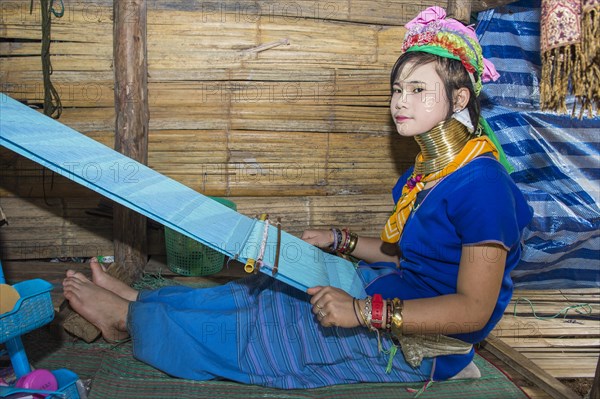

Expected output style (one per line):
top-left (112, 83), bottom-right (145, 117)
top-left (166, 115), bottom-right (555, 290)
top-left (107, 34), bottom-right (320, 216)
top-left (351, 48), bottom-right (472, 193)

top-left (53, 368), bottom-right (81, 399)
top-left (0, 279), bottom-right (54, 344)
top-left (164, 197), bottom-right (237, 276)
top-left (0, 369), bottom-right (81, 399)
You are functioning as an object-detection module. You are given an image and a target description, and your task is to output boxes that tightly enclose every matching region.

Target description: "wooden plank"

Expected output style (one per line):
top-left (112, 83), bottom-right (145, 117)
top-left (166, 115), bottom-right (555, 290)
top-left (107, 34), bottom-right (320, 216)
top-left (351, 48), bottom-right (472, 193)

top-left (494, 315), bottom-right (600, 337)
top-left (513, 288), bottom-right (600, 296)
top-left (522, 356), bottom-right (599, 378)
top-left (471, 0), bottom-right (520, 12)
top-left (482, 333), bottom-right (581, 399)
top-left (519, 387), bottom-right (554, 399)
top-left (511, 291), bottom-right (600, 304)
top-left (494, 284), bottom-right (600, 382)
top-left (447, 0), bottom-right (472, 22)
top-left (590, 356), bottom-right (600, 399)
top-left (146, 1), bottom-right (442, 29)
top-left (482, 336), bottom-right (568, 398)
top-left (508, 300), bottom-right (600, 317)
top-left (499, 337), bottom-right (600, 348)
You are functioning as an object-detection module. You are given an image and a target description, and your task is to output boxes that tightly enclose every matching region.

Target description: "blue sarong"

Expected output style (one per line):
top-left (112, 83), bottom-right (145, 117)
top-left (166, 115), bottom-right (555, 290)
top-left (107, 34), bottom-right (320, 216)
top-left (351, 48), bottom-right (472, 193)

top-left (128, 274), bottom-right (433, 389)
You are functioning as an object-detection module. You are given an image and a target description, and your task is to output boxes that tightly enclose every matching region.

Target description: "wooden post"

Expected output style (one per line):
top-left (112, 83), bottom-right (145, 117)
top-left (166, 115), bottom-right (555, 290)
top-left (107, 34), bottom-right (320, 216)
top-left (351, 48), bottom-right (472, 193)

top-left (447, 0), bottom-right (472, 23)
top-left (113, 0), bottom-right (148, 280)
top-left (590, 356), bottom-right (600, 399)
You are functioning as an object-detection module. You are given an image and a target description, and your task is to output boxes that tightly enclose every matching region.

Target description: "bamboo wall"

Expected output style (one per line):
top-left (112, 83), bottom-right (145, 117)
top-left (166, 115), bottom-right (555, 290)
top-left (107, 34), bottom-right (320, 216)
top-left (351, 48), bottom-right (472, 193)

top-left (0, 0), bottom-right (441, 260)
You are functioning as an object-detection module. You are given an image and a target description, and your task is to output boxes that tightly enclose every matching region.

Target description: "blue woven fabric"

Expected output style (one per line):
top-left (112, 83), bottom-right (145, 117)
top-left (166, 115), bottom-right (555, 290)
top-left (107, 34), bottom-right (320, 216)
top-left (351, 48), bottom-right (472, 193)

top-left (129, 274), bottom-right (432, 388)
top-left (0, 94), bottom-right (366, 298)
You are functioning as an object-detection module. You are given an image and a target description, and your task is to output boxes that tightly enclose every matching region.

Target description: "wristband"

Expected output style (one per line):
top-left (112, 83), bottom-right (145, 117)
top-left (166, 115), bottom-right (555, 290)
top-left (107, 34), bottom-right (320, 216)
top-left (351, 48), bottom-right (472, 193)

top-left (330, 228), bottom-right (338, 251)
top-left (371, 294), bottom-right (384, 329)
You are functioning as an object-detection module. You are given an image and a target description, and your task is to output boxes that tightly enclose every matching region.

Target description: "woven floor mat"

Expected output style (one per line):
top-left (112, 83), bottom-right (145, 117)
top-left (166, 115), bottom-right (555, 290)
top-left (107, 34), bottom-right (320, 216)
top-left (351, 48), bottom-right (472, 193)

top-left (22, 328), bottom-right (527, 399)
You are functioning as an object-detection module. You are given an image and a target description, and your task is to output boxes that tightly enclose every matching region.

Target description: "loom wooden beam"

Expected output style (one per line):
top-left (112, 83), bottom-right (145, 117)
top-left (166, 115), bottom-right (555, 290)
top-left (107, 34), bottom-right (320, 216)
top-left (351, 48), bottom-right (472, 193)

top-left (482, 333), bottom-right (581, 399)
top-left (113, 0), bottom-right (149, 280)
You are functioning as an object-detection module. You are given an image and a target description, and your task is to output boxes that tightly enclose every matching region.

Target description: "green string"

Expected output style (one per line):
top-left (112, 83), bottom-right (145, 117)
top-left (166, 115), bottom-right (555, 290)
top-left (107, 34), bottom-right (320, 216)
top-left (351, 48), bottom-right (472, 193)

top-left (512, 297), bottom-right (594, 320)
top-left (384, 344), bottom-right (398, 374)
top-left (50, 0), bottom-right (64, 17)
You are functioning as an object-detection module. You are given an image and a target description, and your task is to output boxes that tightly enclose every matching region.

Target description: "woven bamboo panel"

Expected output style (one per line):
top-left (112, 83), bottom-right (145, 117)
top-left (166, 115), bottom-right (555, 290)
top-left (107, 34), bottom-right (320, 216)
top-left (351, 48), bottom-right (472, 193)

top-left (0, 0), bottom-right (433, 260)
top-left (493, 290), bottom-right (600, 378)
top-left (0, 197), bottom-right (113, 260)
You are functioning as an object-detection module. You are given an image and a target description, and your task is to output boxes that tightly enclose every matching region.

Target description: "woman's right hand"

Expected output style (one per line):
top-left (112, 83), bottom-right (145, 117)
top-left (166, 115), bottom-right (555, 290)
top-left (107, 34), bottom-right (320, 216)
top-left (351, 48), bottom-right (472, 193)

top-left (301, 229), bottom-right (334, 250)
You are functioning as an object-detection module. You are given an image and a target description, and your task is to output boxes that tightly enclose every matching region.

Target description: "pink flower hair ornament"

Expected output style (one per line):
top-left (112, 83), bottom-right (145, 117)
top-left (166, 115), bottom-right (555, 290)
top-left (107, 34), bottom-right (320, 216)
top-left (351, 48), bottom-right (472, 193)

top-left (402, 6), bottom-right (500, 95)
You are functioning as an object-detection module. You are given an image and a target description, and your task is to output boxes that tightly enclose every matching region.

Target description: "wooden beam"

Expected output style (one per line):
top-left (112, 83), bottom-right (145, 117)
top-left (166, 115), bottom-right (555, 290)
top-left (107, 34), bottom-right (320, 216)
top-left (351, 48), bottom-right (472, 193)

top-left (448, 0), bottom-right (472, 23)
top-left (482, 333), bottom-right (581, 399)
top-left (113, 0), bottom-right (149, 280)
top-left (590, 355), bottom-right (600, 399)
top-left (471, 0), bottom-right (521, 13)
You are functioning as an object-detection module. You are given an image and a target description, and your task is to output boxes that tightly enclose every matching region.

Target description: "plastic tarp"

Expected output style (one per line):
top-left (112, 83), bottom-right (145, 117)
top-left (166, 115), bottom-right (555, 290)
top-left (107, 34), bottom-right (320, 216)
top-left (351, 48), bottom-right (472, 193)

top-left (477, 0), bottom-right (600, 288)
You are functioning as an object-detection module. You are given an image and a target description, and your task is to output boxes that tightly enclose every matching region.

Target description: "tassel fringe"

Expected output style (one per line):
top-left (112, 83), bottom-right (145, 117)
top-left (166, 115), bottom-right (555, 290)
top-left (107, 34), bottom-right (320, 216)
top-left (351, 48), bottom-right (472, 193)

top-left (540, 4), bottom-right (599, 118)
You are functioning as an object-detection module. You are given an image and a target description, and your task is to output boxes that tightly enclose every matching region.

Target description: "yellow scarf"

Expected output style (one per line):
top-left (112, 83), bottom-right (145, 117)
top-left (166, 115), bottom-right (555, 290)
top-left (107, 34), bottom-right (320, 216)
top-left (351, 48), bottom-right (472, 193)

top-left (381, 136), bottom-right (499, 243)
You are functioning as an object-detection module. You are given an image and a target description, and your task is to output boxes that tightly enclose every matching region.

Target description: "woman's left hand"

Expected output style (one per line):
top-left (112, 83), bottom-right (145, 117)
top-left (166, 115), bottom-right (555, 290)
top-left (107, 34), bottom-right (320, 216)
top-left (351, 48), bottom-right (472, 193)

top-left (307, 286), bottom-right (361, 328)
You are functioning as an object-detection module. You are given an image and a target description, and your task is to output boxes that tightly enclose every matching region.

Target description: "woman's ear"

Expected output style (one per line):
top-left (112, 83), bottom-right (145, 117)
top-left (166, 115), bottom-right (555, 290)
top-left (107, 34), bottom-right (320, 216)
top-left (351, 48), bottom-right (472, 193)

top-left (453, 87), bottom-right (470, 111)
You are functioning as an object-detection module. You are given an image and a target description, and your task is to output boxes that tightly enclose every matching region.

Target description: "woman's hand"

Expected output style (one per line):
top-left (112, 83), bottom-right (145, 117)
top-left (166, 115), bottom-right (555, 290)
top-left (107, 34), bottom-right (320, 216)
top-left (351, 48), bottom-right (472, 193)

top-left (307, 286), bottom-right (362, 328)
top-left (301, 229), bottom-right (334, 251)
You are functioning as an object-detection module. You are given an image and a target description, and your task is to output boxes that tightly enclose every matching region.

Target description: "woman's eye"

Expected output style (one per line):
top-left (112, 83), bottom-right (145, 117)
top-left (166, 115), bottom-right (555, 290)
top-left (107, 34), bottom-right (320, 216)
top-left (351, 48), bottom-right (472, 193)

top-left (393, 88), bottom-right (402, 94)
top-left (413, 87), bottom-right (424, 93)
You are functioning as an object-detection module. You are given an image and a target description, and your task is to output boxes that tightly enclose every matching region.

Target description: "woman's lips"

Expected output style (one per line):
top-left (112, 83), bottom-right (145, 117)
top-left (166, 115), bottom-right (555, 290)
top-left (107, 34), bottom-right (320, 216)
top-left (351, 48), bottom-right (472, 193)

top-left (395, 115), bottom-right (410, 122)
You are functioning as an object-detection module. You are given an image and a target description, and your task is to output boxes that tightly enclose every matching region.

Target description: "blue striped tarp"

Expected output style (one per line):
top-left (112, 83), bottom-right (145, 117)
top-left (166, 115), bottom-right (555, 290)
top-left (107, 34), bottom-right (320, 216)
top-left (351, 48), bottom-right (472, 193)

top-left (477, 0), bottom-right (600, 288)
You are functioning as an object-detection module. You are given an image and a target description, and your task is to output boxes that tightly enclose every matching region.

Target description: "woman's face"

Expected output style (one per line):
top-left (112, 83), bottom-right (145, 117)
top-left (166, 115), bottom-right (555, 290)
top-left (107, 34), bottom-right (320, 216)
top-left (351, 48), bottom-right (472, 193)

top-left (390, 61), bottom-right (451, 137)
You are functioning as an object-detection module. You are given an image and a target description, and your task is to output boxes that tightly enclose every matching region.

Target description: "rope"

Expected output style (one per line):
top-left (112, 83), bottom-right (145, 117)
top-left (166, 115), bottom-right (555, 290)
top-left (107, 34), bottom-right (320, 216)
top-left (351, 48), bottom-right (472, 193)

top-left (512, 297), bottom-right (594, 320)
top-left (31, 0), bottom-right (64, 119)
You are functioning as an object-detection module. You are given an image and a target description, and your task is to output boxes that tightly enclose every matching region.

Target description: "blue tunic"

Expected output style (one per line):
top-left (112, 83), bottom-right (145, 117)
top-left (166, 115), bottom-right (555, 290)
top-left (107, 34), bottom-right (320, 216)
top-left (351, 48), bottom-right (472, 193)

top-left (363, 155), bottom-right (533, 379)
top-left (127, 155), bottom-right (532, 387)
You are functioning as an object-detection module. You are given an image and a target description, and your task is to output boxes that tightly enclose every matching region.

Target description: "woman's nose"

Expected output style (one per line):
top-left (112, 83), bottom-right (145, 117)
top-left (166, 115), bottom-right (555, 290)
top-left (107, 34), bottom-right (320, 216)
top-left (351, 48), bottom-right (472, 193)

top-left (394, 94), bottom-right (406, 109)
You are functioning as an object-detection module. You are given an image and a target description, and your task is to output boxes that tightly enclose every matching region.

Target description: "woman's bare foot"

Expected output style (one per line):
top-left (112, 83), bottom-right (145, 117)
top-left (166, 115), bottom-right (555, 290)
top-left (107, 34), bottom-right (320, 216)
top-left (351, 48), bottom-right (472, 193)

top-left (63, 271), bottom-right (130, 342)
top-left (66, 258), bottom-right (138, 301)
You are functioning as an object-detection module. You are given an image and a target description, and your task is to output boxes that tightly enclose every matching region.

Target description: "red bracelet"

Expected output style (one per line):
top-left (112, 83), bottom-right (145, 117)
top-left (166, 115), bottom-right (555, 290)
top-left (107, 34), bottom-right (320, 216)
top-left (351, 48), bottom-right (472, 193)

top-left (371, 294), bottom-right (384, 329)
top-left (339, 228), bottom-right (351, 253)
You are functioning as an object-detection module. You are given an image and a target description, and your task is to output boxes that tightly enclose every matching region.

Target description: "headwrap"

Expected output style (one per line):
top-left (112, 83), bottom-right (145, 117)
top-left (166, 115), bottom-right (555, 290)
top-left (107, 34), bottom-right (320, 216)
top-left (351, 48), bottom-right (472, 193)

top-left (401, 6), bottom-right (499, 95)
top-left (399, 7), bottom-right (511, 172)
top-left (381, 7), bottom-right (512, 244)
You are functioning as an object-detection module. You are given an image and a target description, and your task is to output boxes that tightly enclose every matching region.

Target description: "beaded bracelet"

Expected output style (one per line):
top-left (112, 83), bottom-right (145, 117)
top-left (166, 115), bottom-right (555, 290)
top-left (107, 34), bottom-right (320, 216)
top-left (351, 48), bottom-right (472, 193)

top-left (362, 296), bottom-right (376, 331)
top-left (340, 228), bottom-right (351, 253)
top-left (385, 299), bottom-right (393, 331)
top-left (329, 228), bottom-right (343, 252)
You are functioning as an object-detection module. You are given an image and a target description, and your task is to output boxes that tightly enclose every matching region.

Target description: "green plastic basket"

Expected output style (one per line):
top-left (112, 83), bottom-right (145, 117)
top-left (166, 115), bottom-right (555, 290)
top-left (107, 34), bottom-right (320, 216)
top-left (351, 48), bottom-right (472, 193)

top-left (164, 197), bottom-right (236, 276)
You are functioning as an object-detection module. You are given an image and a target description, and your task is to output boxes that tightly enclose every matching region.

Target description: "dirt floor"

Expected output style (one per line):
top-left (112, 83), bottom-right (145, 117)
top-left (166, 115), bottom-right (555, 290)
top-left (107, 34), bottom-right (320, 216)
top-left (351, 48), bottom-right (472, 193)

top-left (561, 378), bottom-right (594, 398)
